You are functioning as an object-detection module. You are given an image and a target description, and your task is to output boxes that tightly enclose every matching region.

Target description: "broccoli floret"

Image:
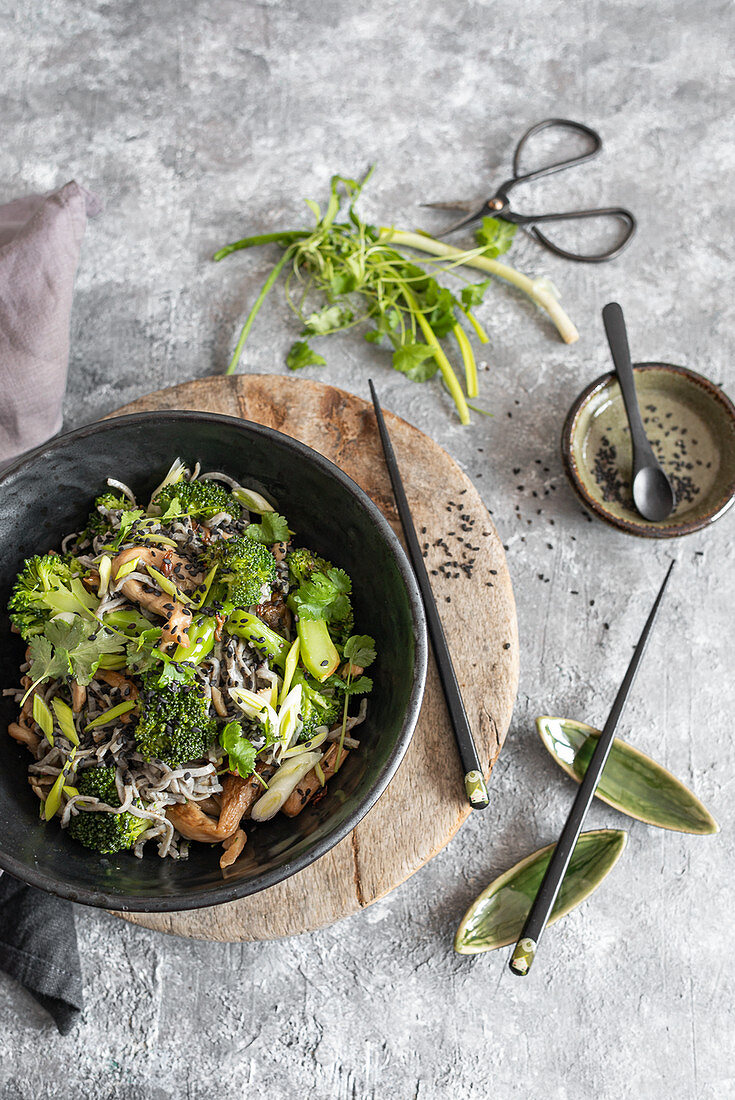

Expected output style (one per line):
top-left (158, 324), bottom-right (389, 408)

top-left (134, 676), bottom-right (218, 766)
top-left (286, 546), bottom-right (333, 587)
top-left (84, 492), bottom-right (130, 539)
top-left (154, 478), bottom-right (241, 521)
top-left (67, 766), bottom-right (149, 854)
top-left (294, 671), bottom-right (340, 740)
top-left (206, 536), bottom-right (277, 609)
top-left (7, 553), bottom-right (86, 639)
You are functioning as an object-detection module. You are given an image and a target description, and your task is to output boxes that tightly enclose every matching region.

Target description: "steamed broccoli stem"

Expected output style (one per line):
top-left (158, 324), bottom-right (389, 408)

top-left (173, 616), bottom-right (217, 665)
top-left (226, 610), bottom-right (289, 666)
top-left (297, 618), bottom-right (340, 682)
top-left (68, 766), bottom-right (149, 854)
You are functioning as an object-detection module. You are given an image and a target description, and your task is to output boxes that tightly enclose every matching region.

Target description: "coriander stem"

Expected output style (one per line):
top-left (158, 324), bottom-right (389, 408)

top-left (402, 287), bottom-right (470, 425)
top-left (379, 228), bottom-right (579, 345)
top-left (462, 306), bottom-right (489, 344)
top-left (213, 230), bottom-right (309, 262)
top-left (452, 323), bottom-right (478, 398)
top-left (225, 249), bottom-right (293, 376)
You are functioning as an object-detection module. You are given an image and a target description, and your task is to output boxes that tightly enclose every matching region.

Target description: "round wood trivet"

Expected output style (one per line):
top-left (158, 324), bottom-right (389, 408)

top-left (106, 376), bottom-right (518, 940)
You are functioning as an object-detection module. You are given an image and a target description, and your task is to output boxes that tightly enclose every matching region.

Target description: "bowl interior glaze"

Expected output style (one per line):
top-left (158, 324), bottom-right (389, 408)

top-left (562, 363), bottom-right (735, 537)
top-left (0, 412), bottom-right (426, 911)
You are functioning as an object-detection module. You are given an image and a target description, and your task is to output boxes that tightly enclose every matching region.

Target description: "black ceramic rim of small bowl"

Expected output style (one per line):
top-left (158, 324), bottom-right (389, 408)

top-left (561, 362), bottom-right (735, 539)
top-left (0, 410), bottom-right (429, 911)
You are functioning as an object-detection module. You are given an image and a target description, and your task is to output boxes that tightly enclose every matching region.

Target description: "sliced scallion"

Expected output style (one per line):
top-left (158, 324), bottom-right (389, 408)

top-left (52, 697), bottom-right (79, 746)
top-left (84, 701), bottom-right (136, 731)
top-left (32, 695), bottom-right (54, 744)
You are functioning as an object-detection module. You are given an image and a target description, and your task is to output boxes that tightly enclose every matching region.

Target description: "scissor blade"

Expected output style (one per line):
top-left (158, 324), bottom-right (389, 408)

top-left (421, 200), bottom-right (478, 212)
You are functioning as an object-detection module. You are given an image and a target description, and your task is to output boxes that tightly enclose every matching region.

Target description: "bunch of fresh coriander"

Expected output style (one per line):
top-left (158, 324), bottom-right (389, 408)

top-left (214, 170), bottom-right (578, 424)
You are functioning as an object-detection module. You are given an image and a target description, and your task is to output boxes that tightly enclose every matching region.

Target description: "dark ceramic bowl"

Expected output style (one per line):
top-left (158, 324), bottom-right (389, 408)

top-left (562, 363), bottom-right (735, 537)
top-left (0, 412), bottom-right (427, 911)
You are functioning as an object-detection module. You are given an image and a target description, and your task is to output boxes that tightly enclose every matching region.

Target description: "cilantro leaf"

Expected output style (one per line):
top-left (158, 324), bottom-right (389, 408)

top-left (334, 675), bottom-right (373, 696)
top-left (393, 342), bottom-right (438, 383)
top-left (286, 341), bottom-right (327, 371)
top-left (475, 216), bottom-right (516, 257)
top-left (112, 509), bottom-right (145, 548)
top-left (159, 496), bottom-right (184, 522)
top-left (27, 634), bottom-right (68, 686)
top-left (343, 634), bottom-right (376, 668)
top-left (27, 621), bottom-right (125, 690)
top-left (245, 513), bottom-right (291, 545)
top-left (288, 568), bottom-right (351, 622)
top-left (302, 305), bottom-right (350, 336)
top-left (460, 280), bottom-right (492, 310)
top-left (220, 720), bottom-right (258, 778)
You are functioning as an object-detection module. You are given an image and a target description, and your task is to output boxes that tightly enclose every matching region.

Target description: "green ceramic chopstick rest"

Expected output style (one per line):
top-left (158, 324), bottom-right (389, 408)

top-left (536, 716), bottom-right (718, 835)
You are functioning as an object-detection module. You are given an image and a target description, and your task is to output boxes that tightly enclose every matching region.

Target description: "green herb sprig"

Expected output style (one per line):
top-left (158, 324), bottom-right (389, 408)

top-left (214, 170), bottom-right (579, 423)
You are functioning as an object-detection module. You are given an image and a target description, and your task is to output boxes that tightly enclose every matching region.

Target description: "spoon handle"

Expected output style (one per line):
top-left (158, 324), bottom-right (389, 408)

top-left (602, 302), bottom-right (655, 472)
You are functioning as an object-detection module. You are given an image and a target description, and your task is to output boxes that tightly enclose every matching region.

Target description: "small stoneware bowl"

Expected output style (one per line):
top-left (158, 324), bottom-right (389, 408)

top-left (562, 363), bottom-right (735, 537)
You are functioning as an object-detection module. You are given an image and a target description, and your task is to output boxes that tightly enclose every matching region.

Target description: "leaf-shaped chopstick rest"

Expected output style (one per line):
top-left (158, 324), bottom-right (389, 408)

top-left (536, 717), bottom-right (719, 835)
top-left (454, 829), bottom-right (627, 954)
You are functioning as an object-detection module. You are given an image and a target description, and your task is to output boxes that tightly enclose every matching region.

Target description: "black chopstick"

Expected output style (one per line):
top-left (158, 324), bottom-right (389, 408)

top-left (369, 380), bottom-right (490, 810)
top-left (509, 559), bottom-right (676, 976)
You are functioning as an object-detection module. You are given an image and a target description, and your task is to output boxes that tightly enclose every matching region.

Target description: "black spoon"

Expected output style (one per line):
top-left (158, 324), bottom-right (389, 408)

top-left (602, 302), bottom-right (676, 522)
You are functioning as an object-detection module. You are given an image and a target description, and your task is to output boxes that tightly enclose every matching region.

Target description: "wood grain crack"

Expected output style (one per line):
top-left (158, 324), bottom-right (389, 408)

top-left (351, 829), bottom-right (366, 908)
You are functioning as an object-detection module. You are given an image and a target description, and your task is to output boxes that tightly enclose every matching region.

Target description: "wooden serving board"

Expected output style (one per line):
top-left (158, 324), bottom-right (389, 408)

top-left (107, 375), bottom-right (518, 941)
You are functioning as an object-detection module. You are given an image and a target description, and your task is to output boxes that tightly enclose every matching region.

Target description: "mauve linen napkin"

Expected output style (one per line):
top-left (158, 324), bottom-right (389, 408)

top-left (0, 179), bottom-right (101, 467)
top-left (0, 180), bottom-right (98, 1031)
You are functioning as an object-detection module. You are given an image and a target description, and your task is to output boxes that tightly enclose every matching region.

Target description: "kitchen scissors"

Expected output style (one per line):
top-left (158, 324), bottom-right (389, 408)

top-left (425, 118), bottom-right (637, 263)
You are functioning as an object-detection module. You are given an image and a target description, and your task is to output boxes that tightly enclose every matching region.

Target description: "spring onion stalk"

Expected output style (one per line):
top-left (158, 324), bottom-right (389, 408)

top-left (277, 684), bottom-right (303, 749)
top-left (147, 457), bottom-right (186, 511)
top-left (84, 701), bottom-right (136, 731)
top-left (379, 228), bottom-right (579, 345)
top-left (32, 695), bottom-right (54, 744)
top-left (250, 752), bottom-right (322, 822)
top-left (279, 638), bottom-right (301, 706)
top-left (52, 698), bottom-right (79, 746)
top-left (115, 557), bottom-right (140, 582)
top-left (146, 564), bottom-right (192, 605)
top-left (97, 555), bottom-right (112, 598)
top-left (232, 486), bottom-right (276, 514)
top-left (283, 728), bottom-right (329, 758)
top-left (230, 687), bottom-right (279, 735)
top-left (452, 322), bottom-right (478, 398)
top-left (44, 747), bottom-right (77, 820)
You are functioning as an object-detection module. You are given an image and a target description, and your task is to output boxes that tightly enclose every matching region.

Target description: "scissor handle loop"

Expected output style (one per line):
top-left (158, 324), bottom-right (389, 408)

top-left (508, 118), bottom-right (603, 190)
top-left (529, 206), bottom-right (637, 263)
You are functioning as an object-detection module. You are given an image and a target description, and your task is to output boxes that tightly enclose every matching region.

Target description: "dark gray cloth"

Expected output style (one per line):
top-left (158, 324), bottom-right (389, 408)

top-left (0, 180), bottom-right (101, 465)
top-left (0, 870), bottom-right (83, 1034)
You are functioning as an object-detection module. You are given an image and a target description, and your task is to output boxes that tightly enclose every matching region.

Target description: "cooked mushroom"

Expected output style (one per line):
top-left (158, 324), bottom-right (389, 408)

top-left (93, 668), bottom-right (139, 721)
top-left (219, 828), bottom-right (247, 868)
top-left (110, 545), bottom-right (202, 649)
top-left (281, 743), bottom-right (349, 817)
top-left (165, 773), bottom-right (253, 842)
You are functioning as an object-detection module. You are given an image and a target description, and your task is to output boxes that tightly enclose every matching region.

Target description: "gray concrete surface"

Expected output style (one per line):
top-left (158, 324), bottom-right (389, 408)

top-left (1, 1), bottom-right (734, 1096)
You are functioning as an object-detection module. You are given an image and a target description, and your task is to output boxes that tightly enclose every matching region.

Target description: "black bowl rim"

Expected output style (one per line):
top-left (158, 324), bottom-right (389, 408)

top-left (561, 362), bottom-right (735, 539)
top-left (0, 409), bottom-right (428, 911)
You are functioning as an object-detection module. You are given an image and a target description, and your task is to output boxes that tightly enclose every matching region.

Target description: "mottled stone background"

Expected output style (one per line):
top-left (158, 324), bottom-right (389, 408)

top-left (1, 1), bottom-right (733, 1097)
